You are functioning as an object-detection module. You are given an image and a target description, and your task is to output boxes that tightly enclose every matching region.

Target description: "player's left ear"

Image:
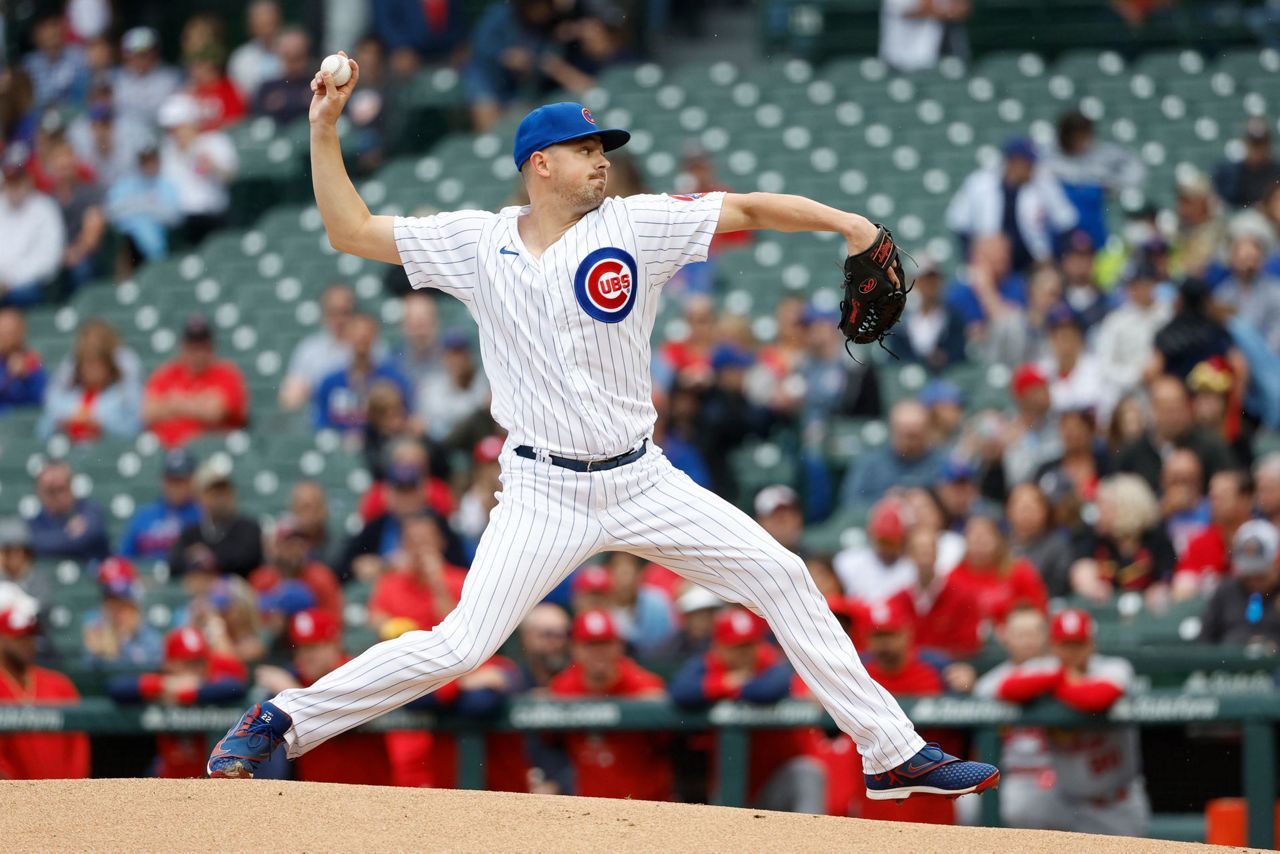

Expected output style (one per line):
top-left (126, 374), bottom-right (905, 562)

top-left (529, 150), bottom-right (552, 179)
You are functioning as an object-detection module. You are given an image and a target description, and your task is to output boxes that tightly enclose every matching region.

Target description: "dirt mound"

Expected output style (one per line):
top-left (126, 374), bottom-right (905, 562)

top-left (0, 779), bottom-right (1259, 853)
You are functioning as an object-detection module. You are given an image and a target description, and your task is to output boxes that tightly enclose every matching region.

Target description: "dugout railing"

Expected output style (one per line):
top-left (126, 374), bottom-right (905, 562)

top-left (1, 689), bottom-right (1276, 848)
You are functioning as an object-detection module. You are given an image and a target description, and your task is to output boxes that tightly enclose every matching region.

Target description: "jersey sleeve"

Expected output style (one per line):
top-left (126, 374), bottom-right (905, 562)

top-left (393, 211), bottom-right (493, 300)
top-left (621, 192), bottom-right (725, 288)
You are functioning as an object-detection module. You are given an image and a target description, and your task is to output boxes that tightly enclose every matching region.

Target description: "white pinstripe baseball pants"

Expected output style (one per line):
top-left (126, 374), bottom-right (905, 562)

top-left (271, 444), bottom-right (926, 774)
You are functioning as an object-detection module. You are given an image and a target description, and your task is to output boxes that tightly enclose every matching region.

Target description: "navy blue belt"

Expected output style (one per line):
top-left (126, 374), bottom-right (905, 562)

top-left (514, 440), bottom-right (647, 472)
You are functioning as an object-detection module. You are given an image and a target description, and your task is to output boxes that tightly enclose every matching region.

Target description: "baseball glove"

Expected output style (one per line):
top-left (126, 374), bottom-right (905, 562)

top-left (838, 224), bottom-right (911, 355)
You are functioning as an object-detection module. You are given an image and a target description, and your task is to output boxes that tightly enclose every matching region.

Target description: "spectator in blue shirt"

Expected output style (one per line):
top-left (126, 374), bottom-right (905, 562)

top-left (464, 0), bottom-right (593, 131)
top-left (105, 144), bottom-right (182, 275)
top-left (0, 308), bottom-right (47, 412)
top-left (81, 556), bottom-right (164, 669)
top-left (120, 449), bottom-right (203, 561)
top-left (22, 17), bottom-right (90, 112)
top-left (841, 399), bottom-right (945, 505)
top-left (313, 312), bottom-right (412, 434)
top-left (371, 0), bottom-right (469, 69)
top-left (27, 461), bottom-right (110, 561)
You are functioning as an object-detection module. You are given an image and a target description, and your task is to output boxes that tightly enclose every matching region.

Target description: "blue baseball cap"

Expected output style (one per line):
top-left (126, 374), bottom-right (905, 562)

top-left (920, 379), bottom-right (965, 408)
top-left (513, 102), bottom-right (630, 171)
top-left (1046, 302), bottom-right (1084, 330)
top-left (710, 344), bottom-right (755, 373)
top-left (1002, 136), bottom-right (1038, 163)
top-left (940, 457), bottom-right (978, 483)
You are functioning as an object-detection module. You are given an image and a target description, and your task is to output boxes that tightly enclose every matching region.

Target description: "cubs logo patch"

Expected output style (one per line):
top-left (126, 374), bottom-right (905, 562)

top-left (581, 107), bottom-right (596, 124)
top-left (859, 277), bottom-right (877, 294)
top-left (574, 247), bottom-right (639, 323)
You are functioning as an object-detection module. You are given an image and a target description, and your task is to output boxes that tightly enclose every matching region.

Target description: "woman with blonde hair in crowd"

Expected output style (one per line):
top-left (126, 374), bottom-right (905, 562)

top-left (1069, 473), bottom-right (1176, 604)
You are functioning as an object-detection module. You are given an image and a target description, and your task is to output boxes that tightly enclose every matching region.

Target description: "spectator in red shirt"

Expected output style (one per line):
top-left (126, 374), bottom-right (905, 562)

top-left (0, 603), bottom-right (90, 780)
top-left (357, 437), bottom-right (455, 523)
top-left (1173, 469), bottom-right (1254, 600)
top-left (143, 314), bottom-right (248, 448)
top-left (367, 511), bottom-right (466, 636)
top-left (546, 609), bottom-right (671, 800)
top-left (253, 610), bottom-right (395, 785)
top-left (249, 515), bottom-right (343, 621)
top-left (947, 513), bottom-right (1048, 624)
top-left (185, 46), bottom-right (247, 131)
top-left (657, 295), bottom-right (716, 388)
top-left (886, 527), bottom-right (983, 658)
top-left (852, 600), bottom-right (959, 825)
top-left (670, 607), bottom-right (827, 813)
top-left (107, 626), bottom-right (248, 778)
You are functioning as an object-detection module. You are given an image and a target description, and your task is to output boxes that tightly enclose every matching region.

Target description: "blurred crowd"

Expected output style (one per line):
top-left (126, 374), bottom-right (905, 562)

top-left (0, 0), bottom-right (639, 304)
top-left (1, 0), bottom-right (1280, 837)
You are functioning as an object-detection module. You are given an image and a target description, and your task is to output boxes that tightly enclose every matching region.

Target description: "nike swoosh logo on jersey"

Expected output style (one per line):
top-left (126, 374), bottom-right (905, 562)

top-left (499, 246), bottom-right (519, 256)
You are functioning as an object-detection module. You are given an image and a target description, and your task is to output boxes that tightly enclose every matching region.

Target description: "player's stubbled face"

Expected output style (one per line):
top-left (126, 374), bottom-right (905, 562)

top-left (548, 136), bottom-right (609, 211)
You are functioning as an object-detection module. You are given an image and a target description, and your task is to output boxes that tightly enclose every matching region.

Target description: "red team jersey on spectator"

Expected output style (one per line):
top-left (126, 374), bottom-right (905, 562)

top-left (369, 565), bottom-right (468, 630)
top-left (548, 658), bottom-right (672, 801)
top-left (884, 581), bottom-right (983, 659)
top-left (945, 558), bottom-right (1048, 624)
top-left (0, 666), bottom-right (90, 779)
top-left (1174, 524), bottom-right (1230, 582)
top-left (358, 478), bottom-right (456, 522)
top-left (144, 360), bottom-right (249, 447)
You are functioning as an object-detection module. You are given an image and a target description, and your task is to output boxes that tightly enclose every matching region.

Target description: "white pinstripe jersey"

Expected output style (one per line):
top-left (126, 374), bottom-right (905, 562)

top-left (394, 191), bottom-right (724, 459)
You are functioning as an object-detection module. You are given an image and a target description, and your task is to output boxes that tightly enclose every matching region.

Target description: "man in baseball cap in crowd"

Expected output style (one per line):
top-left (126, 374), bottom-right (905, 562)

top-left (115, 26), bottom-right (182, 128)
top-left (108, 626), bottom-right (248, 777)
top-left (1199, 519), bottom-right (1280, 648)
top-left (142, 313), bottom-right (249, 448)
top-left (984, 608), bottom-right (1149, 836)
top-left (854, 600), bottom-right (960, 825)
top-left (0, 143), bottom-right (65, 307)
top-left (1004, 363), bottom-right (1062, 486)
top-left (546, 609), bottom-right (671, 800)
top-left (754, 485), bottom-right (805, 557)
top-left (0, 517), bottom-right (47, 608)
top-left (833, 496), bottom-right (913, 603)
top-left (249, 515), bottom-right (343, 622)
top-left (1214, 116), bottom-right (1280, 208)
top-left (167, 456), bottom-right (263, 578)
top-left (82, 556), bottom-right (164, 668)
top-left (569, 563), bottom-right (614, 614)
top-left (120, 447), bottom-right (203, 560)
top-left (0, 601), bottom-right (90, 779)
top-left (671, 607), bottom-right (827, 814)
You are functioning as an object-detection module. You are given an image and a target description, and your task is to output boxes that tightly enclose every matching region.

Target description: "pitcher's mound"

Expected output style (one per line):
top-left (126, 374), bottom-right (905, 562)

top-left (0, 779), bottom-right (1259, 853)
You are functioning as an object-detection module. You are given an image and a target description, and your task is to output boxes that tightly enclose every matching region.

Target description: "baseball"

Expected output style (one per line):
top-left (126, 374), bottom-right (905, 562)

top-left (320, 54), bottom-right (351, 86)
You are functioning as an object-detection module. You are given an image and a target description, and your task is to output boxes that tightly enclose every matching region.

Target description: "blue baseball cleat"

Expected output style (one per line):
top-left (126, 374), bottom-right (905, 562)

top-left (207, 701), bottom-right (292, 779)
top-left (865, 742), bottom-right (1000, 801)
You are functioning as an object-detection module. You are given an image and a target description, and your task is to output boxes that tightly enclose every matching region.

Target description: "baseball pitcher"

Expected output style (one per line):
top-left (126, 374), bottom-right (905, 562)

top-left (207, 52), bottom-right (998, 802)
